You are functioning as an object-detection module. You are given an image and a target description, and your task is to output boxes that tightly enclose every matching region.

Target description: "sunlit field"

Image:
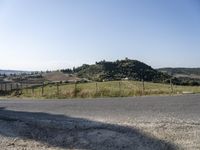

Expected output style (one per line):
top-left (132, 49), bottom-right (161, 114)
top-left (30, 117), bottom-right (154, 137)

top-left (19, 81), bottom-right (200, 99)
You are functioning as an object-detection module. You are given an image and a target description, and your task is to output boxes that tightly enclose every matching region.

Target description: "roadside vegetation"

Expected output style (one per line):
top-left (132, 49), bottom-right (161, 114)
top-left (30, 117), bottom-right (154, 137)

top-left (18, 80), bottom-right (200, 99)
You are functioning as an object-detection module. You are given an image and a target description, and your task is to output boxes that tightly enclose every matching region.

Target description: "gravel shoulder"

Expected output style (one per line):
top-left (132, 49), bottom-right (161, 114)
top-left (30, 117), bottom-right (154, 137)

top-left (0, 95), bottom-right (200, 149)
top-left (0, 118), bottom-right (200, 150)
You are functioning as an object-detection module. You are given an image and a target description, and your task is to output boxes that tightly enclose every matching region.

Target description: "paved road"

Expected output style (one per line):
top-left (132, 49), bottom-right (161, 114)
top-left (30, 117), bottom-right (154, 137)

top-left (0, 94), bottom-right (200, 124)
top-left (1, 95), bottom-right (200, 149)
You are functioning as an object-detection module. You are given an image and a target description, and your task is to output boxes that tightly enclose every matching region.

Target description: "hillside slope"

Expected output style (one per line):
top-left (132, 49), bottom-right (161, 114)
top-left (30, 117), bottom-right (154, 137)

top-left (73, 59), bottom-right (169, 82)
top-left (158, 68), bottom-right (200, 86)
top-left (158, 68), bottom-right (200, 77)
top-left (158, 68), bottom-right (200, 80)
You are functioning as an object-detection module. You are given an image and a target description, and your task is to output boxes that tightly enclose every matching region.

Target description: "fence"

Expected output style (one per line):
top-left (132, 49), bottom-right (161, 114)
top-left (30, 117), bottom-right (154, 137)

top-left (0, 82), bottom-right (43, 95)
top-left (0, 81), bottom-right (178, 98)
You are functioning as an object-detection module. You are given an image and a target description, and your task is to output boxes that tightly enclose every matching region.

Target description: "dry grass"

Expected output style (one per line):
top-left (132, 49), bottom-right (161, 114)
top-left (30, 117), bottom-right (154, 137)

top-left (18, 81), bottom-right (200, 99)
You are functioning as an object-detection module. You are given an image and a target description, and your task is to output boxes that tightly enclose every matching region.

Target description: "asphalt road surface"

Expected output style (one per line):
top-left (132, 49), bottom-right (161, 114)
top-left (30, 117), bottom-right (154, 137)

top-left (1, 95), bottom-right (200, 123)
top-left (0, 95), bottom-right (200, 149)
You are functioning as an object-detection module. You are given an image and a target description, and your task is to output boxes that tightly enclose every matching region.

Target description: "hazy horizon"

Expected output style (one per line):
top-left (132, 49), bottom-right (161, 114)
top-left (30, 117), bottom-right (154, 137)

top-left (1, 57), bottom-right (200, 72)
top-left (0, 0), bottom-right (200, 71)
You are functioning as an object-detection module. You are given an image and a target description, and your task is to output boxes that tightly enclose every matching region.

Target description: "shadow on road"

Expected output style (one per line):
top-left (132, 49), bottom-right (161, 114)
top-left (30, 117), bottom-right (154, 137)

top-left (0, 107), bottom-right (177, 150)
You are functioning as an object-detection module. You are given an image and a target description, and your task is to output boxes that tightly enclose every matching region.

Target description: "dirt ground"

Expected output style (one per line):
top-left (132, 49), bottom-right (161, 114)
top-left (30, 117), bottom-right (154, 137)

top-left (0, 119), bottom-right (200, 150)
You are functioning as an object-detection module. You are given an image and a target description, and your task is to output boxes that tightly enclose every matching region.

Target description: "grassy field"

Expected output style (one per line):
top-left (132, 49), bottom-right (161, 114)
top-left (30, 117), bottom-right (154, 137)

top-left (16, 81), bottom-right (200, 99)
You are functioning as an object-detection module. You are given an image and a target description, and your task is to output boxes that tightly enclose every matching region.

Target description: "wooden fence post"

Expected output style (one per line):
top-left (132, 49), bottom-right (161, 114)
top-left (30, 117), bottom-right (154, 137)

top-left (142, 79), bottom-right (145, 95)
top-left (119, 81), bottom-right (121, 96)
top-left (42, 83), bottom-right (44, 96)
top-left (56, 83), bottom-right (59, 96)
top-left (16, 83), bottom-right (19, 90)
top-left (20, 83), bottom-right (23, 94)
top-left (32, 87), bottom-right (34, 96)
top-left (96, 82), bottom-right (98, 95)
top-left (170, 79), bottom-right (173, 94)
top-left (74, 82), bottom-right (77, 97)
top-left (5, 83), bottom-right (7, 91)
top-left (26, 83), bottom-right (28, 94)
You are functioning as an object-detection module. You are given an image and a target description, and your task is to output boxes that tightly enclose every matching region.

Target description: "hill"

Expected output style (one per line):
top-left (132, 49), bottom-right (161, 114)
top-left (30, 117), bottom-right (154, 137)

top-left (158, 68), bottom-right (200, 86)
top-left (0, 69), bottom-right (31, 75)
top-left (70, 58), bottom-right (169, 82)
top-left (43, 71), bottom-right (81, 83)
top-left (158, 68), bottom-right (200, 77)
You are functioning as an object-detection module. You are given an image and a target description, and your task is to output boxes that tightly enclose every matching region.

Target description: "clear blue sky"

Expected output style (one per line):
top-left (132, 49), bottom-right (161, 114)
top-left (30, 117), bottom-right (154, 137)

top-left (0, 0), bottom-right (200, 71)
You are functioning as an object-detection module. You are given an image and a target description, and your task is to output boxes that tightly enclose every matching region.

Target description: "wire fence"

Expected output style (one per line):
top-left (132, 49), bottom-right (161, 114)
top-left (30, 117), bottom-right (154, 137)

top-left (1, 80), bottom-right (197, 98)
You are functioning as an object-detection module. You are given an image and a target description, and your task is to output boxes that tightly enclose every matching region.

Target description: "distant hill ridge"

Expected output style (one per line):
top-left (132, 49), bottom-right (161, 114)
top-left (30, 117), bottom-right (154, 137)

top-left (64, 58), bottom-right (169, 82)
top-left (0, 70), bottom-right (31, 75)
top-left (158, 68), bottom-right (200, 76)
top-left (158, 68), bottom-right (200, 86)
